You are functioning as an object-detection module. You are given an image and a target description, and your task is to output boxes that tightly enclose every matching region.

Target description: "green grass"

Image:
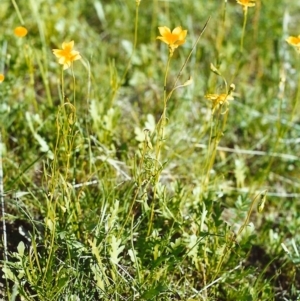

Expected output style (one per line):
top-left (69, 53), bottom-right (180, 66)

top-left (1, 0), bottom-right (300, 300)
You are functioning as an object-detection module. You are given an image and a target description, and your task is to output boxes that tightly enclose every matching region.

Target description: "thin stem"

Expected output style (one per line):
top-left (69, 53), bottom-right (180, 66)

top-left (130, 217), bottom-right (141, 283)
top-left (222, 0), bottom-right (227, 25)
top-left (23, 44), bottom-right (38, 111)
top-left (290, 57), bottom-right (300, 122)
top-left (148, 54), bottom-right (171, 236)
top-left (173, 17), bottom-right (210, 89)
top-left (148, 19), bottom-right (211, 234)
top-left (71, 65), bottom-right (76, 106)
top-left (159, 54), bottom-right (172, 154)
top-left (240, 8), bottom-right (248, 52)
top-left (202, 114), bottom-right (215, 191)
top-left (61, 68), bottom-right (65, 103)
top-left (0, 133), bottom-right (8, 264)
top-left (202, 83), bottom-right (231, 193)
top-left (11, 0), bottom-right (25, 25)
top-left (203, 110), bottom-right (225, 189)
top-left (215, 1), bottom-right (227, 57)
top-left (153, 55), bottom-right (172, 169)
top-left (147, 18), bottom-right (211, 234)
top-left (35, 49), bottom-right (53, 107)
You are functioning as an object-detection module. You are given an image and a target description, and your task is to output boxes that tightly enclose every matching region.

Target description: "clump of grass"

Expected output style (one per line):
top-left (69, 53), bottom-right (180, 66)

top-left (0, 1), bottom-right (300, 300)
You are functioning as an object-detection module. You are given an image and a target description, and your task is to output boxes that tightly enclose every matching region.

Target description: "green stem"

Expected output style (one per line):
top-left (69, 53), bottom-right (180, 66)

top-left (290, 57), bottom-right (300, 122)
top-left (240, 8), bottom-right (248, 52)
top-left (173, 17), bottom-right (210, 89)
top-left (148, 54), bottom-right (171, 236)
top-left (202, 83), bottom-right (230, 193)
top-left (11, 0), bottom-right (25, 25)
top-left (72, 65), bottom-right (76, 106)
top-left (203, 110), bottom-right (226, 190)
top-left (61, 68), bottom-right (65, 103)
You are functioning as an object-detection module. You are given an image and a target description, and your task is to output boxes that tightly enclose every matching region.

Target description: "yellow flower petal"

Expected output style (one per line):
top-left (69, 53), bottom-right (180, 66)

top-left (178, 30), bottom-right (187, 41)
top-left (62, 40), bottom-right (74, 50)
top-left (0, 74), bottom-right (4, 83)
top-left (172, 26), bottom-right (183, 35)
top-left (158, 26), bottom-right (171, 36)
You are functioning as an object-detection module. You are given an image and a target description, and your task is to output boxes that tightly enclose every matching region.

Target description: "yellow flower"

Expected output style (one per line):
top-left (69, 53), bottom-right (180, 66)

top-left (14, 26), bottom-right (28, 38)
top-left (237, 0), bottom-right (256, 10)
top-left (286, 35), bottom-right (300, 52)
top-left (157, 26), bottom-right (187, 54)
top-left (205, 93), bottom-right (234, 113)
top-left (52, 41), bottom-right (81, 70)
top-left (0, 74), bottom-right (4, 83)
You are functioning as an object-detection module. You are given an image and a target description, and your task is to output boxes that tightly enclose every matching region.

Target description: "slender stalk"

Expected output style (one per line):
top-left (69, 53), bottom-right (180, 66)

top-left (215, 1), bottom-right (227, 58)
top-left (202, 83), bottom-right (232, 194)
top-left (289, 58), bottom-right (300, 122)
top-left (0, 45), bottom-right (7, 274)
top-left (147, 54), bottom-right (171, 235)
top-left (35, 49), bottom-right (53, 107)
top-left (61, 68), bottom-right (65, 103)
top-left (203, 116), bottom-right (221, 189)
top-left (11, 0), bottom-right (25, 24)
top-left (130, 217), bottom-right (141, 283)
top-left (155, 55), bottom-right (172, 164)
top-left (240, 8), bottom-right (248, 52)
top-left (71, 65), bottom-right (76, 105)
top-left (173, 17), bottom-right (210, 89)
top-left (0, 133), bottom-right (8, 264)
top-left (43, 68), bottom-right (68, 283)
top-left (43, 124), bottom-right (60, 283)
top-left (147, 19), bottom-right (211, 234)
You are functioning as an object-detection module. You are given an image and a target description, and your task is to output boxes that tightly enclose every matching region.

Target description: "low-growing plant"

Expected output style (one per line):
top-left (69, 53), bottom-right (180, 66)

top-left (0, 0), bottom-right (300, 300)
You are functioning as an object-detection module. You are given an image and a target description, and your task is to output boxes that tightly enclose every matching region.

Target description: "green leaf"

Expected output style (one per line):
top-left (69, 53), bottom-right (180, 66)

top-left (17, 241), bottom-right (25, 257)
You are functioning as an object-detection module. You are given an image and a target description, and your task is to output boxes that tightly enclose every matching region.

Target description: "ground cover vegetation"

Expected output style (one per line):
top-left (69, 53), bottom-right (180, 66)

top-left (0, 0), bottom-right (300, 300)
